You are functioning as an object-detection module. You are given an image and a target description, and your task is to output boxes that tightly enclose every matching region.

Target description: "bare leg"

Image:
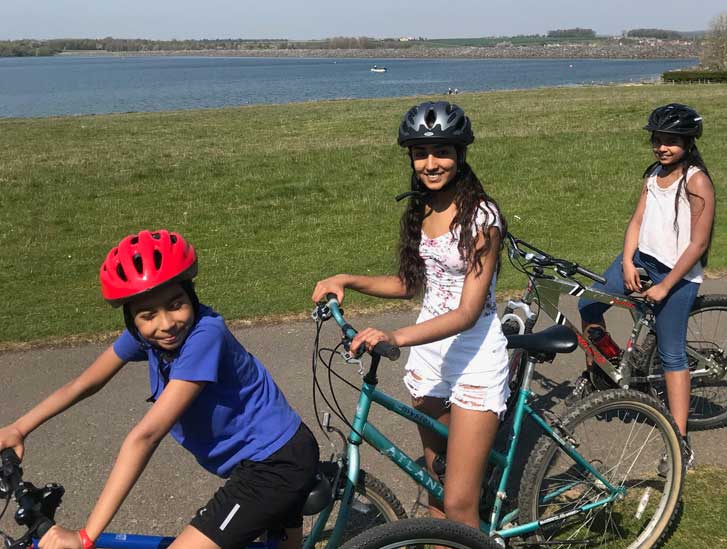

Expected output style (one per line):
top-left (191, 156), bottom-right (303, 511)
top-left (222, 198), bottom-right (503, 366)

top-left (443, 403), bottom-right (500, 528)
top-left (167, 526), bottom-right (221, 549)
top-left (412, 395), bottom-right (450, 518)
top-left (664, 370), bottom-right (690, 437)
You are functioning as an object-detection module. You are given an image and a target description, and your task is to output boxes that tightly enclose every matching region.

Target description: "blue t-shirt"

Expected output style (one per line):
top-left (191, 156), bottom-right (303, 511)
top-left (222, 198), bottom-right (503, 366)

top-left (113, 305), bottom-right (301, 477)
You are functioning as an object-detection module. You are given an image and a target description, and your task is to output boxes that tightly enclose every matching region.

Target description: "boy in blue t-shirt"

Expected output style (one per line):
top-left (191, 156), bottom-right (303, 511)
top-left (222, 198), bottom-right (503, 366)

top-left (0, 230), bottom-right (318, 549)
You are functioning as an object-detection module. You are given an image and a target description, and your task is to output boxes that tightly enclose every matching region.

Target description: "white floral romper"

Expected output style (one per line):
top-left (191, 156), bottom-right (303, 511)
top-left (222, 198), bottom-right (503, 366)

top-left (403, 201), bottom-right (510, 415)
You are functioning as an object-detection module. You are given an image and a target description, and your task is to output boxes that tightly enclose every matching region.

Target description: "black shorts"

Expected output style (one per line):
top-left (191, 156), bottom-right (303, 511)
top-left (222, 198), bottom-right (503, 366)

top-left (190, 423), bottom-right (319, 549)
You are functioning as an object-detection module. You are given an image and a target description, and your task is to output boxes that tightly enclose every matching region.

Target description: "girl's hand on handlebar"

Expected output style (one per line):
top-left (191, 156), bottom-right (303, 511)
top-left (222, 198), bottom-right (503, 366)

top-left (312, 275), bottom-right (347, 304)
top-left (351, 327), bottom-right (396, 355)
top-left (38, 525), bottom-right (83, 549)
top-left (0, 424), bottom-right (25, 460)
top-left (622, 261), bottom-right (642, 292)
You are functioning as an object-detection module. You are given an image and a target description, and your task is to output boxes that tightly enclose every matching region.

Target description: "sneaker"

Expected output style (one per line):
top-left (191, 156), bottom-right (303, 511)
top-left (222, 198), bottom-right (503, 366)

top-left (564, 372), bottom-right (593, 407)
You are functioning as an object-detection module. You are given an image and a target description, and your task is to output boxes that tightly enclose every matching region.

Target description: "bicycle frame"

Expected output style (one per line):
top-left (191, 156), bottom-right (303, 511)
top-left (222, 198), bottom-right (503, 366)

top-left (515, 270), bottom-right (721, 386)
top-left (304, 346), bottom-right (623, 548)
top-left (30, 535), bottom-right (273, 549)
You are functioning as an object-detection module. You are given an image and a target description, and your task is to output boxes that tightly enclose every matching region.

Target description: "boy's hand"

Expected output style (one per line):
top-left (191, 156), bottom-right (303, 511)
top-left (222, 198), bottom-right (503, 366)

top-left (38, 525), bottom-right (84, 549)
top-left (0, 424), bottom-right (25, 460)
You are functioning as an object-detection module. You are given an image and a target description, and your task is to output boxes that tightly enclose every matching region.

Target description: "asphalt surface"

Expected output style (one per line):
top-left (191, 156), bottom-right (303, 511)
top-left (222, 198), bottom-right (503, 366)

top-left (1, 278), bottom-right (726, 540)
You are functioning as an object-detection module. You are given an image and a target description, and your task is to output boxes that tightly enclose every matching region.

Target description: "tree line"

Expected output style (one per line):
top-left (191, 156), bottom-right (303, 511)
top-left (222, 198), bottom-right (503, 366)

top-left (0, 36), bottom-right (415, 57)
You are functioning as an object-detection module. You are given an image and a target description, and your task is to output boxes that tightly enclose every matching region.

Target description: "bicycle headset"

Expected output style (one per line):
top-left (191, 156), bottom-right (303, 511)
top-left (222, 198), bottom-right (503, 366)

top-left (644, 103), bottom-right (703, 139)
top-left (396, 101), bottom-right (474, 201)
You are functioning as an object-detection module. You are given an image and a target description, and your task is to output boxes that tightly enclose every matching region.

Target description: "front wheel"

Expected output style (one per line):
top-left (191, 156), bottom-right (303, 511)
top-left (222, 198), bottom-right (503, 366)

top-left (644, 294), bottom-right (727, 430)
top-left (340, 518), bottom-right (499, 549)
top-left (518, 389), bottom-right (684, 548)
top-left (303, 465), bottom-right (407, 548)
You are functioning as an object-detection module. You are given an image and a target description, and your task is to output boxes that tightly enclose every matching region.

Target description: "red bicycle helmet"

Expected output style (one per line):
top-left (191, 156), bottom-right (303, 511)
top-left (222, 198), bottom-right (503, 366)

top-left (100, 230), bottom-right (197, 307)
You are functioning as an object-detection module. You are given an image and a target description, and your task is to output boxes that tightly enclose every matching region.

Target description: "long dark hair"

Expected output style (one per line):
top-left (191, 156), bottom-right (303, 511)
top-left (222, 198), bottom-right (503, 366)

top-left (643, 137), bottom-right (714, 266)
top-left (398, 158), bottom-right (507, 294)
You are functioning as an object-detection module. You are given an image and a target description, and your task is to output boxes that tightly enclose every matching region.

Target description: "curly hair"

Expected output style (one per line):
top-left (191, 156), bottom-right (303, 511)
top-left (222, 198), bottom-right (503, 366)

top-left (397, 160), bottom-right (507, 295)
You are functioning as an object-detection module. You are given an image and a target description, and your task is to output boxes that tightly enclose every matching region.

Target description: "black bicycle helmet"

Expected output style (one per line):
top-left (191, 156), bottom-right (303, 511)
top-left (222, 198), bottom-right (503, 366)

top-left (398, 101), bottom-right (474, 147)
top-left (644, 103), bottom-right (703, 138)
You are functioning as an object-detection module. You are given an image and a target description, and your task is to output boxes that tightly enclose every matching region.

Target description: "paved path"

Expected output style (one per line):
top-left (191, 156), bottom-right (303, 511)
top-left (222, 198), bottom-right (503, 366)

top-left (1, 277), bottom-right (726, 538)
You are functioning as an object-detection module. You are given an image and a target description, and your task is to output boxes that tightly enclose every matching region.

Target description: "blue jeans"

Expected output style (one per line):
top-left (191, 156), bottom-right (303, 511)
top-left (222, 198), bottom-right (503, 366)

top-left (578, 250), bottom-right (699, 372)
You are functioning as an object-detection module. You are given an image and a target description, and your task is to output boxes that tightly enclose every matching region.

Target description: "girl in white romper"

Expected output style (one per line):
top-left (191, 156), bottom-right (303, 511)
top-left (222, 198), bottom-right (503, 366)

top-left (312, 101), bottom-right (509, 528)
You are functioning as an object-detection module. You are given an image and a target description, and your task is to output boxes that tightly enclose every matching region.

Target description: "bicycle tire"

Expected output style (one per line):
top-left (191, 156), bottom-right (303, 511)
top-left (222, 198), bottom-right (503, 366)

top-left (518, 389), bottom-right (684, 549)
top-left (642, 294), bottom-right (727, 430)
top-left (304, 466), bottom-right (407, 548)
top-left (340, 517), bottom-right (499, 549)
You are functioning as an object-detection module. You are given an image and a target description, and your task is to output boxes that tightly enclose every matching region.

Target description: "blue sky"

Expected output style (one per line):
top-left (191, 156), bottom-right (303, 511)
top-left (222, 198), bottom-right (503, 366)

top-left (2, 0), bottom-right (725, 40)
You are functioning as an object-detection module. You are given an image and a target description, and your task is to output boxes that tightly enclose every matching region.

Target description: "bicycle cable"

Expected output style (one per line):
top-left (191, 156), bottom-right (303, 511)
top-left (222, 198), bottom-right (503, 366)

top-left (311, 318), bottom-right (365, 441)
top-left (506, 239), bottom-right (544, 327)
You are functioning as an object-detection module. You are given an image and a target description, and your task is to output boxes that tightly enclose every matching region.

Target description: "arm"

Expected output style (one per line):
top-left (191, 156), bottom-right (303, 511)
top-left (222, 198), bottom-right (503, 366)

top-left (312, 273), bottom-right (412, 303)
top-left (352, 227), bottom-right (501, 352)
top-left (644, 172), bottom-right (715, 302)
top-left (0, 346), bottom-right (126, 460)
top-left (623, 183), bottom-right (648, 292)
top-left (39, 379), bottom-right (206, 549)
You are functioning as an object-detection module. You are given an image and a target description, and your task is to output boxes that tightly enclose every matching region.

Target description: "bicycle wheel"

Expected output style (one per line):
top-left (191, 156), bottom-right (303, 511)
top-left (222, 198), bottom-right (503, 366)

top-left (304, 466), bottom-right (407, 548)
top-left (643, 294), bottom-right (727, 430)
top-left (518, 389), bottom-right (684, 548)
top-left (340, 518), bottom-right (499, 549)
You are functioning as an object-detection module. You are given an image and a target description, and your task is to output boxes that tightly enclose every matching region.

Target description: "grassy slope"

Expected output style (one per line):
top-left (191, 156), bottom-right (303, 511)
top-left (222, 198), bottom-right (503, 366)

top-left (1, 84), bottom-right (725, 342)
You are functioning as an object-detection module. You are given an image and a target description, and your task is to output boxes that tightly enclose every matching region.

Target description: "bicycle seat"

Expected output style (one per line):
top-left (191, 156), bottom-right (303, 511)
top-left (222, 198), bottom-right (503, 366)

top-left (636, 267), bottom-right (653, 290)
top-left (302, 468), bottom-right (333, 516)
top-left (506, 325), bottom-right (578, 355)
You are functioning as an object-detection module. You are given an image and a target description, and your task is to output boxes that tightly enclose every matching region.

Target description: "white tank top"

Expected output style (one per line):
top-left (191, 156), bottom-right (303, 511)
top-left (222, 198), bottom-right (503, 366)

top-left (638, 165), bottom-right (704, 283)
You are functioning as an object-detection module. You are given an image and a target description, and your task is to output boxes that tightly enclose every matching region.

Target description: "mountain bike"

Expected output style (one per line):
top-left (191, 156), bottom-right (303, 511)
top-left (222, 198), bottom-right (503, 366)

top-left (308, 294), bottom-right (684, 548)
top-left (503, 232), bottom-right (727, 430)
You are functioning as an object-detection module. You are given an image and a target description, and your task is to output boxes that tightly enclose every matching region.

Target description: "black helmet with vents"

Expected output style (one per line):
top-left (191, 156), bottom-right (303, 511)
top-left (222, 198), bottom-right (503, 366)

top-left (398, 101), bottom-right (474, 147)
top-left (644, 103), bottom-right (703, 138)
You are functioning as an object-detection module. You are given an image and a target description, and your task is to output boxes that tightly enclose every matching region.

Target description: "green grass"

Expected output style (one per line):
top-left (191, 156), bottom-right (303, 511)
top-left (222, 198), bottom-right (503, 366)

top-left (664, 468), bottom-right (727, 547)
top-left (1, 85), bottom-right (726, 343)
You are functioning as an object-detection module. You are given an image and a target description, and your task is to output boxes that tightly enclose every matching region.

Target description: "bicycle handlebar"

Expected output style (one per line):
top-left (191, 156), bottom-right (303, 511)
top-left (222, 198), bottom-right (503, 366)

top-left (1, 448), bottom-right (61, 547)
top-left (506, 233), bottom-right (607, 285)
top-left (315, 294), bottom-right (401, 361)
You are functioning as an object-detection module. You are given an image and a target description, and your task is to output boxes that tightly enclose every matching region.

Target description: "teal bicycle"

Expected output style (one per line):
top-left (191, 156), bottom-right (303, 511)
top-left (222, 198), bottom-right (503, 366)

top-left (305, 294), bottom-right (684, 548)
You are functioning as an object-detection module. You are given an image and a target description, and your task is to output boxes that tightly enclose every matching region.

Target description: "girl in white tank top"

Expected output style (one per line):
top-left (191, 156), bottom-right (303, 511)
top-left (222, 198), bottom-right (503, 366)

top-left (576, 104), bottom-right (715, 468)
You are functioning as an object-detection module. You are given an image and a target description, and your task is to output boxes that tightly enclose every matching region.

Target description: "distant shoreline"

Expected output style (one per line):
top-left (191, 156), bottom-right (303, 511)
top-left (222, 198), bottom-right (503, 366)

top-left (56, 43), bottom-right (699, 61)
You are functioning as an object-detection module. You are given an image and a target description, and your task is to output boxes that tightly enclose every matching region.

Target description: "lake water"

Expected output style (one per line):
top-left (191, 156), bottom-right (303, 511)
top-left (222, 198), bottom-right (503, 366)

top-left (0, 55), bottom-right (696, 118)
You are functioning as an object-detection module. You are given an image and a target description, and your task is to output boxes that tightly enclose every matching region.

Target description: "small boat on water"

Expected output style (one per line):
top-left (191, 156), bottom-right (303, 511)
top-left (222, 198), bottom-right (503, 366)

top-left (370, 65), bottom-right (387, 73)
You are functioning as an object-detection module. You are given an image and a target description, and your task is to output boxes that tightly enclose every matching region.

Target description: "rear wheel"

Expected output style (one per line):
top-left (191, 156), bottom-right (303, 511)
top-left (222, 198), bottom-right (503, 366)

top-left (303, 465), bottom-right (407, 548)
top-left (518, 389), bottom-right (684, 548)
top-left (644, 294), bottom-right (727, 430)
top-left (340, 518), bottom-right (499, 549)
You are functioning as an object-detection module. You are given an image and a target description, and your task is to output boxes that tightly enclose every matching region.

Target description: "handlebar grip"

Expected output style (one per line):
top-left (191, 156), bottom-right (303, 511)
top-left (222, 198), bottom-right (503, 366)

top-left (575, 265), bottom-right (607, 285)
top-left (372, 341), bottom-right (401, 361)
top-left (35, 517), bottom-right (55, 539)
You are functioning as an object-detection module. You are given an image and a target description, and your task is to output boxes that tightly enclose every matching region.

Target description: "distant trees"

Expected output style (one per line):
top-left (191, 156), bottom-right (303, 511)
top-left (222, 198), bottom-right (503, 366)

top-left (701, 12), bottom-right (727, 69)
top-left (547, 28), bottom-right (596, 39)
top-left (626, 28), bottom-right (683, 39)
